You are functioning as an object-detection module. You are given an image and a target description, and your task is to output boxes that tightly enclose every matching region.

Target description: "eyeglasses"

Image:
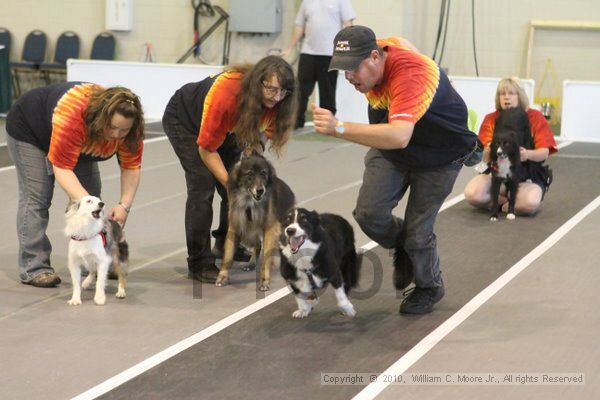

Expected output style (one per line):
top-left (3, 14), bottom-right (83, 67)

top-left (262, 82), bottom-right (291, 99)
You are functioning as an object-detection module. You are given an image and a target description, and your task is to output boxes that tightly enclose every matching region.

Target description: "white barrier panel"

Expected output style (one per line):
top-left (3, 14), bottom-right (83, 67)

top-left (67, 60), bottom-right (537, 135)
top-left (450, 76), bottom-right (535, 133)
top-left (67, 60), bottom-right (223, 121)
top-left (561, 80), bottom-right (600, 142)
top-left (313, 73), bottom-right (369, 123)
top-left (335, 74), bottom-right (369, 123)
top-left (324, 75), bottom-right (534, 131)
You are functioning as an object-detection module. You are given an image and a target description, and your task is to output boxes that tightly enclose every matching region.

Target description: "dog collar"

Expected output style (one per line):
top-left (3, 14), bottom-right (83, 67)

top-left (490, 163), bottom-right (499, 172)
top-left (71, 229), bottom-right (107, 247)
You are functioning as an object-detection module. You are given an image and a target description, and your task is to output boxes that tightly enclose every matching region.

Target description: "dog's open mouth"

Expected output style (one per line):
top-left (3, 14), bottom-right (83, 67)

top-left (289, 235), bottom-right (306, 254)
top-left (91, 209), bottom-right (102, 219)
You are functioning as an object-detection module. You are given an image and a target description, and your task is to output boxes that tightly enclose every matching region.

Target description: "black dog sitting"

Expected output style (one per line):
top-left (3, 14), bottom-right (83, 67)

top-left (489, 129), bottom-right (521, 221)
top-left (489, 107), bottom-right (534, 221)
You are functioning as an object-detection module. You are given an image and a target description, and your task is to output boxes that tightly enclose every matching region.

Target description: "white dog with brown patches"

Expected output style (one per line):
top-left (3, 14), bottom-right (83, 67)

top-left (64, 195), bottom-right (129, 305)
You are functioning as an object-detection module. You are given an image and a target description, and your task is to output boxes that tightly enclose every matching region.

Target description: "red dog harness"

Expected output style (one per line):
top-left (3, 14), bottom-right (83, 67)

top-left (71, 229), bottom-right (107, 247)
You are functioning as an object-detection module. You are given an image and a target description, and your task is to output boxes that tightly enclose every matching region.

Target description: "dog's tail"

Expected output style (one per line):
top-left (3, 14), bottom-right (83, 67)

top-left (118, 240), bottom-right (129, 264)
top-left (342, 248), bottom-right (362, 294)
top-left (108, 219), bottom-right (129, 273)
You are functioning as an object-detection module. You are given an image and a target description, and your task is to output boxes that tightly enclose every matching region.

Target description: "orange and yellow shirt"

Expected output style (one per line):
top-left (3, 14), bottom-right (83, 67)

top-left (48, 83), bottom-right (142, 170)
top-left (6, 82), bottom-right (142, 170)
top-left (196, 71), bottom-right (276, 152)
top-left (363, 38), bottom-right (477, 168)
top-left (478, 109), bottom-right (558, 154)
top-left (367, 38), bottom-right (440, 124)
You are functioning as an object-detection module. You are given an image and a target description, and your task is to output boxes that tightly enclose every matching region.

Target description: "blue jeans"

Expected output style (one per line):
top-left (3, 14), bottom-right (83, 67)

top-left (6, 135), bottom-right (101, 282)
top-left (353, 148), bottom-right (461, 288)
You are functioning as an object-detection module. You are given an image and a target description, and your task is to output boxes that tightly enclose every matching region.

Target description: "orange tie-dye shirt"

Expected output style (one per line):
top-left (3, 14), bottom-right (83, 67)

top-left (478, 109), bottom-right (558, 154)
top-left (196, 71), bottom-right (276, 152)
top-left (366, 38), bottom-right (440, 124)
top-left (48, 83), bottom-right (143, 170)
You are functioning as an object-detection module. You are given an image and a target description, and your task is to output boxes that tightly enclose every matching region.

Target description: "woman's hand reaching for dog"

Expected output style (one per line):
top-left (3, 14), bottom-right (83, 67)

top-left (109, 205), bottom-right (128, 227)
top-left (520, 147), bottom-right (549, 163)
top-left (520, 147), bottom-right (529, 162)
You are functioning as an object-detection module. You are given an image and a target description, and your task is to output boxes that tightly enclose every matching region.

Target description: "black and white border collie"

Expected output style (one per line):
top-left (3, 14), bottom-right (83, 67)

top-left (488, 107), bottom-right (530, 221)
top-left (280, 208), bottom-right (361, 318)
top-left (489, 131), bottom-right (521, 221)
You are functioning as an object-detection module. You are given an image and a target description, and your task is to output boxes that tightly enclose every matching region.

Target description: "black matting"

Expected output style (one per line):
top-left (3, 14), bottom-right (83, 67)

top-left (99, 157), bottom-right (600, 400)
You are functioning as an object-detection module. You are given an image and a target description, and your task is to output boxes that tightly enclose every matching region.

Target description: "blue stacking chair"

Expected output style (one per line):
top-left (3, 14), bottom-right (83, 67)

top-left (90, 32), bottom-right (116, 60)
top-left (41, 31), bottom-right (80, 83)
top-left (11, 29), bottom-right (47, 97)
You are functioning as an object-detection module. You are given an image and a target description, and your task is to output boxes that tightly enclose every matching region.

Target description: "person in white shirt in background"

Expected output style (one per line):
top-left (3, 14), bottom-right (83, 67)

top-left (282, 0), bottom-right (356, 129)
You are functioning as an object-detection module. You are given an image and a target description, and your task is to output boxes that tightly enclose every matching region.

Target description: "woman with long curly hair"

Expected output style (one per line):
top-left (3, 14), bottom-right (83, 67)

top-left (6, 83), bottom-right (145, 288)
top-left (163, 55), bottom-right (297, 283)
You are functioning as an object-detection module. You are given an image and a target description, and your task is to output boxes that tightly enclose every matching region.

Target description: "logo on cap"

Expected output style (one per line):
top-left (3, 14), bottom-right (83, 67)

top-left (335, 40), bottom-right (351, 52)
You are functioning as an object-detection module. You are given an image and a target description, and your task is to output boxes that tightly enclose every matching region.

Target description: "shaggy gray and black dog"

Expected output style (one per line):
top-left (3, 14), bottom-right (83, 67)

top-left (216, 148), bottom-right (295, 291)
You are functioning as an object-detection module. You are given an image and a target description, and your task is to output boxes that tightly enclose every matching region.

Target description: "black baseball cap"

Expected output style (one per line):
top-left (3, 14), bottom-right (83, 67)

top-left (328, 25), bottom-right (378, 72)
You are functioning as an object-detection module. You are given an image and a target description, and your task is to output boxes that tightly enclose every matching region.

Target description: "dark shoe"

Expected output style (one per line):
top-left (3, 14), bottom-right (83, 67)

top-left (211, 244), bottom-right (251, 263)
top-left (393, 246), bottom-right (414, 290)
top-left (399, 282), bottom-right (445, 315)
top-left (188, 264), bottom-right (221, 284)
top-left (23, 272), bottom-right (61, 288)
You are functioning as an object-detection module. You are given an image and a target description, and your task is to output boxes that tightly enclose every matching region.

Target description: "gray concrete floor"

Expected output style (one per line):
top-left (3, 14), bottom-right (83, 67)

top-left (379, 206), bottom-right (600, 400)
top-left (0, 121), bottom-right (598, 399)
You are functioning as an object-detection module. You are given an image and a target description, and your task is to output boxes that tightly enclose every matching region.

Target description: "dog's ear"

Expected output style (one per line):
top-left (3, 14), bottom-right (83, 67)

top-left (65, 199), bottom-right (80, 217)
top-left (488, 137), bottom-right (499, 161)
top-left (251, 143), bottom-right (264, 156)
top-left (309, 210), bottom-right (321, 225)
top-left (241, 147), bottom-right (253, 159)
top-left (241, 145), bottom-right (263, 159)
top-left (266, 159), bottom-right (277, 182)
top-left (228, 162), bottom-right (240, 190)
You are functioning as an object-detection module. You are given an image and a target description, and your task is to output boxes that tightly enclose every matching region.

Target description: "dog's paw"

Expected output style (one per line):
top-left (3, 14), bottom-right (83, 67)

top-left (259, 280), bottom-right (270, 292)
top-left (67, 298), bottom-right (82, 306)
top-left (242, 262), bottom-right (256, 272)
top-left (490, 216), bottom-right (499, 222)
top-left (292, 309), bottom-right (311, 318)
top-left (506, 213), bottom-right (516, 220)
top-left (94, 294), bottom-right (106, 305)
top-left (115, 288), bottom-right (126, 299)
top-left (339, 302), bottom-right (356, 318)
top-left (215, 272), bottom-right (229, 287)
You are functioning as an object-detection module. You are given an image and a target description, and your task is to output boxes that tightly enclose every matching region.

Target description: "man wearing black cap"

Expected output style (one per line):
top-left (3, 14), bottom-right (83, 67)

top-left (312, 25), bottom-right (480, 315)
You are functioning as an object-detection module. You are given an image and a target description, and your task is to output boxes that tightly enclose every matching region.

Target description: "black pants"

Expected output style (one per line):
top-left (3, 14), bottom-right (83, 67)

top-left (296, 53), bottom-right (338, 128)
top-left (162, 115), bottom-right (240, 271)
